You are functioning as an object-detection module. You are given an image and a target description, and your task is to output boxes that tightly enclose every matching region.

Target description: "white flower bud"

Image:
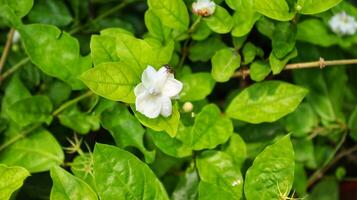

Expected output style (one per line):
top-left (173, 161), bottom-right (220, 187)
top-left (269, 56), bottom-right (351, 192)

top-left (134, 65), bottom-right (183, 118)
top-left (329, 11), bottom-right (357, 36)
top-left (12, 30), bottom-right (21, 43)
top-left (182, 102), bottom-right (193, 113)
top-left (192, 0), bottom-right (216, 17)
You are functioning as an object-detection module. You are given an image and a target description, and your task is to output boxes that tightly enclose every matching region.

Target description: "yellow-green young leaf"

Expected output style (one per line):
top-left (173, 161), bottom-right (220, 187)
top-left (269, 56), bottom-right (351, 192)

top-left (80, 62), bottom-right (138, 103)
top-left (0, 164), bottom-right (30, 200)
top-left (197, 151), bottom-right (243, 199)
top-left (191, 104), bottom-right (233, 150)
top-left (101, 103), bottom-right (155, 163)
top-left (297, 0), bottom-right (342, 15)
top-left (147, 0), bottom-right (189, 31)
top-left (249, 61), bottom-right (271, 82)
top-left (221, 134), bottom-right (247, 168)
top-left (7, 95), bottom-right (53, 127)
top-left (19, 24), bottom-right (91, 89)
top-left (131, 104), bottom-right (180, 137)
top-left (116, 33), bottom-right (174, 77)
top-left (226, 81), bottom-right (308, 123)
top-left (204, 6), bottom-right (233, 34)
top-left (192, 19), bottom-right (212, 41)
top-left (231, 0), bottom-right (261, 37)
top-left (0, 126), bottom-right (64, 173)
top-left (269, 48), bottom-right (298, 74)
top-left (211, 48), bottom-right (241, 82)
top-left (244, 135), bottom-right (294, 200)
top-left (93, 144), bottom-right (169, 200)
top-left (145, 9), bottom-right (172, 43)
top-left (180, 72), bottom-right (215, 101)
top-left (254, 0), bottom-right (295, 21)
top-left (148, 123), bottom-right (192, 158)
top-left (50, 166), bottom-right (97, 200)
top-left (272, 22), bottom-right (296, 59)
top-left (0, 0), bottom-right (33, 17)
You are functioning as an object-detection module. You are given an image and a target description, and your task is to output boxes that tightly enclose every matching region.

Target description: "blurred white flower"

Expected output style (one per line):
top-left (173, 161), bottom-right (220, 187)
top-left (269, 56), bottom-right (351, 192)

top-left (134, 65), bottom-right (183, 118)
top-left (12, 30), bottom-right (21, 43)
top-left (329, 11), bottom-right (357, 36)
top-left (192, 0), bottom-right (216, 17)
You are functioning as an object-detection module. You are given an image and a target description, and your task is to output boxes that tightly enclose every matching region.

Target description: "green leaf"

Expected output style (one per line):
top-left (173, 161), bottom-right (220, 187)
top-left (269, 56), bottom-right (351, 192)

top-left (70, 153), bottom-right (96, 190)
top-left (93, 143), bottom-right (169, 200)
top-left (293, 163), bottom-right (308, 196)
top-left (58, 105), bottom-right (100, 135)
top-left (297, 0), bottom-right (342, 15)
top-left (191, 104), bottom-right (233, 150)
top-left (204, 6), bottom-right (233, 34)
top-left (0, 127), bottom-right (64, 173)
top-left (254, 0), bottom-right (295, 21)
top-left (189, 36), bottom-right (226, 62)
top-left (0, 164), bottom-right (30, 200)
top-left (244, 135), bottom-right (294, 200)
top-left (211, 48), bottom-right (241, 82)
top-left (50, 166), bottom-right (97, 200)
top-left (147, 0), bottom-right (189, 31)
top-left (249, 61), bottom-right (271, 82)
top-left (0, 0), bottom-right (33, 17)
top-left (272, 22), bottom-right (296, 59)
top-left (172, 166), bottom-right (199, 200)
top-left (80, 62), bottom-right (138, 103)
top-left (28, 0), bottom-right (73, 27)
top-left (197, 150), bottom-right (243, 199)
top-left (148, 123), bottom-right (192, 158)
top-left (7, 95), bottom-right (53, 127)
top-left (242, 42), bottom-right (258, 64)
top-left (310, 178), bottom-right (339, 200)
top-left (226, 81), bottom-right (308, 123)
top-left (101, 103), bottom-right (155, 163)
top-left (231, 0), bottom-right (261, 37)
top-left (221, 134), bottom-right (247, 167)
top-left (269, 48), bottom-right (298, 74)
top-left (132, 104), bottom-right (180, 137)
top-left (348, 107), bottom-right (357, 141)
top-left (180, 72), bottom-right (215, 101)
top-left (145, 9), bottom-right (172, 43)
top-left (0, 5), bottom-right (22, 27)
top-left (296, 19), bottom-right (340, 47)
top-left (192, 19), bottom-right (212, 41)
top-left (19, 24), bottom-right (91, 89)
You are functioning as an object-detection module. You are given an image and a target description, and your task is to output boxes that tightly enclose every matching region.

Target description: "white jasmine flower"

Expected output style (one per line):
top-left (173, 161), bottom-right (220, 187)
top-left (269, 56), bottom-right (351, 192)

top-left (12, 30), bottom-right (21, 43)
top-left (134, 65), bottom-right (183, 118)
top-left (329, 11), bottom-right (357, 36)
top-left (192, 0), bottom-right (216, 17)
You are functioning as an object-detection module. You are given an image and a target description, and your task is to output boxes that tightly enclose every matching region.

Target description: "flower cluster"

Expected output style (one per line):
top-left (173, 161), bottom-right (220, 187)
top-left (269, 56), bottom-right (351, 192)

top-left (329, 11), bottom-right (357, 36)
top-left (134, 65), bottom-right (183, 118)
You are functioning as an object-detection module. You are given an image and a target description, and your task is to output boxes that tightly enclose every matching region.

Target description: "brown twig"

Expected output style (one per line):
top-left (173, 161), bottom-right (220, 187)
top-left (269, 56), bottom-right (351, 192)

top-left (0, 28), bottom-right (15, 74)
top-left (232, 58), bottom-right (357, 78)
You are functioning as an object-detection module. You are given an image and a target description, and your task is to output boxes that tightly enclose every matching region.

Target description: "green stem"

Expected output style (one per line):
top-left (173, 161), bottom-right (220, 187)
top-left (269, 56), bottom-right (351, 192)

top-left (0, 124), bottom-right (40, 151)
top-left (0, 57), bottom-right (30, 81)
top-left (52, 91), bottom-right (94, 116)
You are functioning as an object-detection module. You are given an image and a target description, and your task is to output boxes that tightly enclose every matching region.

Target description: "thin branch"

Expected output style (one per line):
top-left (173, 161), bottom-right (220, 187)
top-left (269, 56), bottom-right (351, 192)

top-left (232, 58), bottom-right (357, 78)
top-left (0, 28), bottom-right (15, 74)
top-left (52, 91), bottom-right (94, 116)
top-left (0, 57), bottom-right (30, 82)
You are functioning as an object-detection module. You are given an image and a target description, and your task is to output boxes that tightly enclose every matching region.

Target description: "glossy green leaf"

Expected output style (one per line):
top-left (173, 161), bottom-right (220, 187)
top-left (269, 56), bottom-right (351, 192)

top-left (226, 81), bottom-right (308, 123)
top-left (269, 48), bottom-right (298, 74)
top-left (189, 36), bottom-right (226, 62)
top-left (148, 123), bottom-right (192, 158)
top-left (231, 0), bottom-right (261, 37)
top-left (0, 5), bottom-right (22, 27)
top-left (0, 164), bottom-right (30, 200)
top-left (145, 9), bottom-right (172, 43)
top-left (204, 6), bottom-right (233, 34)
top-left (272, 22), bottom-right (296, 59)
top-left (211, 48), bottom-right (241, 82)
top-left (132, 104), bottom-right (180, 137)
top-left (244, 135), bottom-right (294, 200)
top-left (147, 0), bottom-right (189, 31)
top-left (222, 134), bottom-right (247, 167)
top-left (192, 20), bottom-right (212, 41)
top-left (50, 166), bottom-right (97, 200)
top-left (80, 62), bottom-right (138, 103)
top-left (0, 127), bottom-right (64, 173)
top-left (197, 150), bottom-right (243, 199)
top-left (254, 0), bottom-right (295, 21)
top-left (180, 72), bottom-right (215, 101)
top-left (172, 166), bottom-right (199, 200)
top-left (101, 103), bottom-right (155, 163)
top-left (93, 143), bottom-right (169, 200)
top-left (242, 42), bottom-right (258, 64)
top-left (71, 153), bottom-right (96, 191)
top-left (191, 104), bottom-right (233, 150)
top-left (19, 24), bottom-right (91, 89)
top-left (249, 61), bottom-right (271, 82)
top-left (28, 0), bottom-right (73, 26)
top-left (0, 0), bottom-right (33, 17)
top-left (7, 95), bottom-right (53, 127)
top-left (297, 0), bottom-right (342, 15)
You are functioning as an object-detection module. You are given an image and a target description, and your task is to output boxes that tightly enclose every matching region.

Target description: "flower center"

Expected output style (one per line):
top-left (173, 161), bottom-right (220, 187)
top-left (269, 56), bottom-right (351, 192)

top-left (148, 86), bottom-right (160, 95)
